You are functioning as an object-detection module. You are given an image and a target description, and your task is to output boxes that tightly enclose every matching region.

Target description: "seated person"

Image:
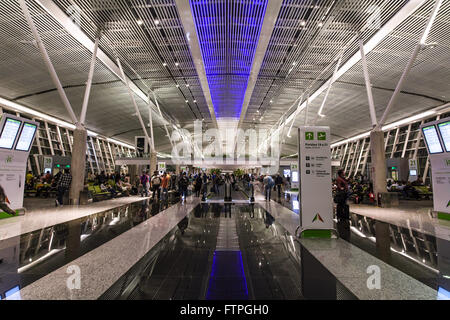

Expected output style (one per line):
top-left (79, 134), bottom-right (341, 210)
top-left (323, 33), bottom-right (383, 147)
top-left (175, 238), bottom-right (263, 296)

top-left (402, 182), bottom-right (420, 200)
top-left (100, 183), bottom-right (117, 198)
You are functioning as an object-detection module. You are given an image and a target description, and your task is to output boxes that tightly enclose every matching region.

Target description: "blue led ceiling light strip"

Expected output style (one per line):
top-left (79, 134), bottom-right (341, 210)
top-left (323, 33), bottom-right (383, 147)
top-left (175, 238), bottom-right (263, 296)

top-left (190, 0), bottom-right (268, 119)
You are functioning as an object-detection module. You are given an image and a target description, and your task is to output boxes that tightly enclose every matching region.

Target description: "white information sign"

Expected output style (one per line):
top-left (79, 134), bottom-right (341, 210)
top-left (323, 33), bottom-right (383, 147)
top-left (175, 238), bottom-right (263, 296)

top-left (421, 117), bottom-right (450, 217)
top-left (298, 126), bottom-right (333, 233)
top-left (0, 114), bottom-right (39, 210)
top-left (290, 163), bottom-right (299, 189)
top-left (158, 162), bottom-right (166, 172)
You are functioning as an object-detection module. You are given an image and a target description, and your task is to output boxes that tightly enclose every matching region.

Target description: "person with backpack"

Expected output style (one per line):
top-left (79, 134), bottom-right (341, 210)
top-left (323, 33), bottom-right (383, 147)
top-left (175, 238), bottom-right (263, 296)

top-left (151, 171), bottom-right (161, 201)
top-left (335, 169), bottom-right (349, 221)
top-left (194, 174), bottom-right (203, 197)
top-left (55, 169), bottom-right (72, 207)
top-left (275, 174), bottom-right (283, 199)
top-left (140, 170), bottom-right (149, 197)
top-left (178, 172), bottom-right (189, 200)
top-left (263, 175), bottom-right (274, 201)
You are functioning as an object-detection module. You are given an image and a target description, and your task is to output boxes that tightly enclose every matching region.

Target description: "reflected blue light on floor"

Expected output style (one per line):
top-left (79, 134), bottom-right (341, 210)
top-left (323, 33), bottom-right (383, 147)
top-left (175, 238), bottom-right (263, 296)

top-left (206, 251), bottom-right (248, 300)
top-left (438, 287), bottom-right (450, 300)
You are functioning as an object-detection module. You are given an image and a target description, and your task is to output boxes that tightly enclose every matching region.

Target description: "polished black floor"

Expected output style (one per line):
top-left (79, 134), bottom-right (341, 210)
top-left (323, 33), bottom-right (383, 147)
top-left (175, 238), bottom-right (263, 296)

top-left (101, 199), bottom-right (303, 300)
top-left (0, 197), bottom-right (180, 300)
top-left (273, 191), bottom-right (450, 293)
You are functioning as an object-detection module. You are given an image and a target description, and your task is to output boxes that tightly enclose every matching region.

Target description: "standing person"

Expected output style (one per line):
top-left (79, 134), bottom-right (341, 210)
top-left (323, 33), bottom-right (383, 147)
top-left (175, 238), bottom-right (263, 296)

top-left (263, 175), bottom-right (274, 201)
top-left (275, 174), bottom-right (283, 199)
top-left (335, 169), bottom-right (349, 221)
top-left (194, 174), bottom-right (203, 197)
top-left (0, 184), bottom-right (16, 215)
top-left (56, 169), bottom-right (72, 207)
top-left (178, 172), bottom-right (189, 200)
top-left (161, 172), bottom-right (169, 202)
top-left (140, 170), bottom-right (149, 197)
top-left (151, 171), bottom-right (161, 201)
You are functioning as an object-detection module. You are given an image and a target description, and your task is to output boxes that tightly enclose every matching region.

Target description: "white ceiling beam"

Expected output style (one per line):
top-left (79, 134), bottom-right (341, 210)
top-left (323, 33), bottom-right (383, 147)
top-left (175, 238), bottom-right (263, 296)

top-left (237, 0), bottom-right (283, 130)
top-left (34, 0), bottom-right (169, 126)
top-left (281, 0), bottom-right (429, 130)
top-left (174, 0), bottom-right (218, 129)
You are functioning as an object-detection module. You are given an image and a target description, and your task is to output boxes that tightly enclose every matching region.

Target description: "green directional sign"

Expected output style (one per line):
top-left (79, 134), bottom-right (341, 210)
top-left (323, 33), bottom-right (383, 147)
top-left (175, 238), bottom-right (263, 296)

top-left (305, 132), bottom-right (314, 140)
top-left (318, 132), bottom-right (326, 140)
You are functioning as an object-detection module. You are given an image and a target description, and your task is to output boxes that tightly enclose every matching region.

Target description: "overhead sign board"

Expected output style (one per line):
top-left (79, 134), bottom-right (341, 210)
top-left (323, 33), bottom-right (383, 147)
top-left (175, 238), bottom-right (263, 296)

top-left (298, 126), bottom-right (333, 236)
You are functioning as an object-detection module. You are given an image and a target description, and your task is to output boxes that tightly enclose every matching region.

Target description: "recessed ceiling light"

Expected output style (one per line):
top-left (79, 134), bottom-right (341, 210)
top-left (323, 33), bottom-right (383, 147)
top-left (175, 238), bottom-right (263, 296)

top-left (185, 100), bottom-right (188, 103)
top-left (270, 100), bottom-right (273, 103)
top-left (175, 62), bottom-right (179, 66)
top-left (154, 19), bottom-right (160, 25)
top-left (175, 84), bottom-right (179, 88)
top-left (186, 84), bottom-right (190, 87)
top-left (256, 110), bottom-right (259, 113)
top-left (137, 19), bottom-right (143, 25)
top-left (162, 62), bottom-right (167, 66)
top-left (318, 22), bottom-right (323, 27)
top-left (292, 61), bottom-right (297, 66)
top-left (300, 21), bottom-right (306, 27)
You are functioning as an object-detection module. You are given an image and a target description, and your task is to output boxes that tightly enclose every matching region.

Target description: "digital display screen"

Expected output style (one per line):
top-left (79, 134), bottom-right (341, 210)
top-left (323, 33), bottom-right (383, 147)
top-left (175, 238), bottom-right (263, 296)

top-left (15, 122), bottom-right (37, 152)
top-left (0, 117), bottom-right (22, 149)
top-left (292, 171), bottom-right (299, 183)
top-left (283, 169), bottom-right (291, 177)
top-left (422, 125), bottom-right (443, 154)
top-left (409, 170), bottom-right (417, 176)
top-left (438, 121), bottom-right (450, 152)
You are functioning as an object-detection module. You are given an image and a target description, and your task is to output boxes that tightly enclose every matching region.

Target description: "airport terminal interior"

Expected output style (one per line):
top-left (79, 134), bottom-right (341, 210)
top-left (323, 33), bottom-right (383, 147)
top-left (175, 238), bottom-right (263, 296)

top-left (1, 0), bottom-right (450, 303)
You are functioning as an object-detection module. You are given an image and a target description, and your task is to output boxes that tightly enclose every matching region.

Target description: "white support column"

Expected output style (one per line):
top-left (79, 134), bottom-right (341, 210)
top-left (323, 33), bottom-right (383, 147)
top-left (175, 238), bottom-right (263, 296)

top-left (56, 125), bottom-right (65, 156)
top-left (402, 124), bottom-right (412, 158)
top-left (117, 58), bottom-right (153, 152)
top-left (413, 120), bottom-right (425, 160)
top-left (349, 140), bottom-right (360, 177)
top-left (355, 139), bottom-right (366, 176)
top-left (33, 154), bottom-right (41, 175)
top-left (107, 142), bottom-right (115, 167)
top-left (32, 118), bottom-right (43, 155)
top-left (359, 38), bottom-right (378, 127)
top-left (317, 53), bottom-right (343, 119)
top-left (423, 155), bottom-right (430, 182)
top-left (361, 141), bottom-right (371, 176)
top-left (342, 143), bottom-right (349, 168)
top-left (384, 130), bottom-right (390, 151)
top-left (66, 128), bottom-right (73, 152)
top-left (90, 136), bottom-right (100, 173)
top-left (18, 0), bottom-right (78, 125)
top-left (390, 127), bottom-right (400, 158)
top-left (101, 140), bottom-right (111, 172)
top-left (153, 92), bottom-right (173, 149)
top-left (376, 0), bottom-right (443, 129)
top-left (148, 94), bottom-right (155, 152)
top-left (44, 122), bottom-right (55, 156)
top-left (80, 33), bottom-right (101, 125)
top-left (344, 142), bottom-right (353, 173)
top-left (96, 138), bottom-right (106, 172)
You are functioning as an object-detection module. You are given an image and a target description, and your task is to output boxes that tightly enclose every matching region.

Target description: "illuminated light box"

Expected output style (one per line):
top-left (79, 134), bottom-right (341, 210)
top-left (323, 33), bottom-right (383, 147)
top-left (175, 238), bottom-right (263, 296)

top-left (0, 117), bottom-right (22, 149)
top-left (15, 122), bottom-right (37, 152)
top-left (422, 125), bottom-right (443, 154)
top-left (438, 121), bottom-right (450, 152)
top-left (292, 171), bottom-right (299, 183)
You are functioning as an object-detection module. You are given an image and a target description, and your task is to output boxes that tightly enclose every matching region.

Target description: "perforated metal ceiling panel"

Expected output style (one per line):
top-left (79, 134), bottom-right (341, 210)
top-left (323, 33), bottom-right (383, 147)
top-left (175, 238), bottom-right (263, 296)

top-left (0, 0), bottom-right (449, 155)
top-left (190, 0), bottom-right (268, 119)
